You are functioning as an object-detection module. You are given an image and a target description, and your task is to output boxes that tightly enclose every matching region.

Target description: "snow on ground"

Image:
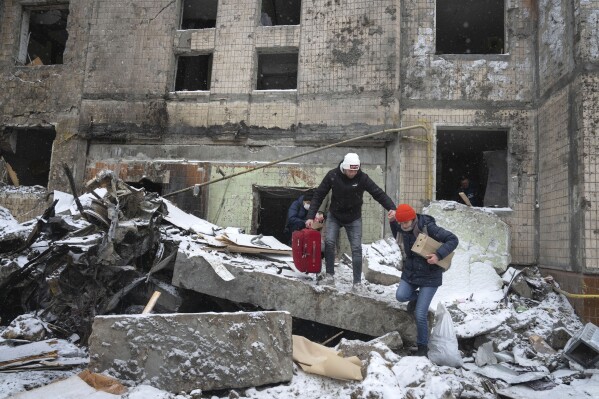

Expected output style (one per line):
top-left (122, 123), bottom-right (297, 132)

top-left (0, 200), bottom-right (595, 399)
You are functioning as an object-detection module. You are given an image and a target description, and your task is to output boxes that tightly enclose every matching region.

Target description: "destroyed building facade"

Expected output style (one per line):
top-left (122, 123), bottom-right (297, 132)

top-left (0, 1), bottom-right (598, 323)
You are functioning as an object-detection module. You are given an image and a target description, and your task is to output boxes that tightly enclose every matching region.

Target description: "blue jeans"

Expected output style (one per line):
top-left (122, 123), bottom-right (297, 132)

top-left (324, 212), bottom-right (362, 283)
top-left (395, 280), bottom-right (438, 346)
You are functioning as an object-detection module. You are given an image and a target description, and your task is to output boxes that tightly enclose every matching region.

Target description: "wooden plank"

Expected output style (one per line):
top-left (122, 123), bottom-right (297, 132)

top-left (458, 192), bottom-right (472, 207)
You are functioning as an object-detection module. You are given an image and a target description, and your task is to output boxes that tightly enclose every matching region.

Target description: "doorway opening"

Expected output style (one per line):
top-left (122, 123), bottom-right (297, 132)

top-left (436, 129), bottom-right (508, 207)
top-left (252, 186), bottom-right (312, 244)
top-left (0, 127), bottom-right (56, 187)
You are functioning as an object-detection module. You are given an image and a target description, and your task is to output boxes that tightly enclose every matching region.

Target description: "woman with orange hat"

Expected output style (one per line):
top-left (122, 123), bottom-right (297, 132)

top-left (394, 204), bottom-right (458, 357)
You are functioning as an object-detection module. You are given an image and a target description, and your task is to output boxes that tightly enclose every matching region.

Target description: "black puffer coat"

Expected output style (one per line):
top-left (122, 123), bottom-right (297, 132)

top-left (399, 214), bottom-right (459, 287)
top-left (307, 163), bottom-right (395, 224)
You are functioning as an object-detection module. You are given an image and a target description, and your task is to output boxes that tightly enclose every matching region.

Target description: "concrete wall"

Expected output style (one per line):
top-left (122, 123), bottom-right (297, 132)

top-left (0, 0), bottom-right (89, 191)
top-left (1, 1), bottom-right (599, 311)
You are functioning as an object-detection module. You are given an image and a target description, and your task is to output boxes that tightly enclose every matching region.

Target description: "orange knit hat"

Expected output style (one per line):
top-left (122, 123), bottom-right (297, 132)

top-left (395, 204), bottom-right (416, 222)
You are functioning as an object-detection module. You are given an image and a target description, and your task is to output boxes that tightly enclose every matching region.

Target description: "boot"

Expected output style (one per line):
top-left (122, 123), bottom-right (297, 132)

top-left (415, 345), bottom-right (428, 357)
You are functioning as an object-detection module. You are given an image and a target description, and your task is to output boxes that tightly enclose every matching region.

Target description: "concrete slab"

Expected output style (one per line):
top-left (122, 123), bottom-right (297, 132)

top-left (88, 311), bottom-right (292, 392)
top-left (172, 250), bottom-right (417, 344)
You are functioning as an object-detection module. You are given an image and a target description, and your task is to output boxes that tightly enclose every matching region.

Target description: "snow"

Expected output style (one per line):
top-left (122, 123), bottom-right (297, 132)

top-left (0, 200), bottom-right (594, 399)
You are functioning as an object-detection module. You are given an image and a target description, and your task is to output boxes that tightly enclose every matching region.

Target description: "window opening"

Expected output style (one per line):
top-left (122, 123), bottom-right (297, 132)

top-left (436, 130), bottom-right (508, 207)
top-left (252, 186), bottom-right (311, 245)
top-left (261, 0), bottom-right (301, 26)
top-left (19, 6), bottom-right (69, 65)
top-left (0, 127), bottom-right (56, 187)
top-left (181, 0), bottom-right (218, 29)
top-left (256, 52), bottom-right (298, 90)
top-left (436, 0), bottom-right (504, 55)
top-left (175, 54), bottom-right (213, 91)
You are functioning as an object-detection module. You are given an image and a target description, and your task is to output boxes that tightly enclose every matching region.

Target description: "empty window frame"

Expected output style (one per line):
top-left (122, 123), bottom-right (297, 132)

top-left (261, 0), bottom-right (301, 26)
top-left (435, 130), bottom-right (508, 207)
top-left (175, 54), bottom-right (213, 91)
top-left (256, 52), bottom-right (298, 90)
top-left (181, 0), bottom-right (218, 29)
top-left (436, 0), bottom-right (505, 55)
top-left (18, 5), bottom-right (69, 65)
top-left (0, 127), bottom-right (56, 187)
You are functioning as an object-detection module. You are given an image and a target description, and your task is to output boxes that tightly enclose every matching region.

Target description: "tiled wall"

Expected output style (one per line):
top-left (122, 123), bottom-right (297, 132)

top-left (537, 0), bottom-right (575, 94)
top-left (540, 268), bottom-right (599, 325)
top-left (400, 108), bottom-right (536, 265)
top-left (538, 86), bottom-right (571, 268)
top-left (166, 0), bottom-right (400, 132)
top-left (580, 74), bottom-right (599, 272)
top-left (0, 189), bottom-right (48, 223)
top-left (400, 0), bottom-right (535, 103)
top-left (206, 161), bottom-right (391, 250)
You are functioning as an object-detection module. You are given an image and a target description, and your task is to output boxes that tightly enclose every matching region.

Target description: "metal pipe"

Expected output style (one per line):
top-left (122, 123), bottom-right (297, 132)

top-left (163, 124), bottom-right (429, 198)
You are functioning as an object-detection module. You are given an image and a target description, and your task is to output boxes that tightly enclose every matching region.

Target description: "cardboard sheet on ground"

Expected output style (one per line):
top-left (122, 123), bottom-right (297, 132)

top-left (292, 335), bottom-right (363, 381)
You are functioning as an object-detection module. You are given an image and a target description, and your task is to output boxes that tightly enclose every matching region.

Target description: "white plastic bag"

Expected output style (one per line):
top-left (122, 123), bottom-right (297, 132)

top-left (427, 303), bottom-right (463, 367)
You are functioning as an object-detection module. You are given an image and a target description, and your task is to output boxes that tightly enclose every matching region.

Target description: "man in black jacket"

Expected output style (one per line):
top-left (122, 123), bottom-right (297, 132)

top-left (305, 153), bottom-right (396, 287)
top-left (394, 204), bottom-right (459, 357)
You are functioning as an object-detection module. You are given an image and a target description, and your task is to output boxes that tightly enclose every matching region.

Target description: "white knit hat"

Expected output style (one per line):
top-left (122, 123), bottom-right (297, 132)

top-left (341, 153), bottom-right (361, 171)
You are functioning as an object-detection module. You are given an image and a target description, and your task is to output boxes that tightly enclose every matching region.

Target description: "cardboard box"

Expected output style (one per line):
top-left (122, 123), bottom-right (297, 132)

top-left (410, 233), bottom-right (454, 270)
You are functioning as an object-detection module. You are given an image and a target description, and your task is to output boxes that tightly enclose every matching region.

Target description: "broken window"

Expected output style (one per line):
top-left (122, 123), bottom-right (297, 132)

top-left (18, 5), bottom-right (69, 65)
top-left (180, 0), bottom-right (218, 29)
top-left (175, 54), bottom-right (213, 91)
top-left (261, 0), bottom-right (301, 26)
top-left (256, 51), bottom-right (298, 90)
top-left (0, 127), bottom-right (56, 187)
top-left (436, 0), bottom-right (505, 55)
top-left (435, 129), bottom-right (508, 207)
top-left (252, 186), bottom-right (309, 244)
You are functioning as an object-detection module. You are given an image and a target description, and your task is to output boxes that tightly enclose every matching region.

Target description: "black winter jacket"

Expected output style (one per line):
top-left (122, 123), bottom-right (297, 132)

top-left (285, 195), bottom-right (309, 233)
top-left (307, 163), bottom-right (395, 224)
top-left (399, 214), bottom-right (459, 287)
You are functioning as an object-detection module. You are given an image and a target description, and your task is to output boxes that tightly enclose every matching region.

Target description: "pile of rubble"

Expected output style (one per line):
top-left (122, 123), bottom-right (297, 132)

top-left (1, 174), bottom-right (599, 398)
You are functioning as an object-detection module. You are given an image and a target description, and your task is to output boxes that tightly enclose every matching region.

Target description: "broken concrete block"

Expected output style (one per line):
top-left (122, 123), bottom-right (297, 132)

top-left (549, 327), bottom-right (573, 351)
top-left (362, 239), bottom-right (401, 286)
top-left (529, 334), bottom-right (557, 355)
top-left (172, 249), bottom-right (418, 344)
top-left (423, 201), bottom-right (506, 304)
top-left (1, 314), bottom-right (47, 341)
top-left (336, 331), bottom-right (404, 361)
top-left (509, 274), bottom-right (533, 298)
top-left (424, 201), bottom-right (510, 274)
top-left (88, 311), bottom-right (293, 392)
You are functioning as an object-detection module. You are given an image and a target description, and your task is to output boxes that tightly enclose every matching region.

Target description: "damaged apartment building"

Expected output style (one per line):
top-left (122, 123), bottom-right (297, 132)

top-left (0, 1), bottom-right (598, 323)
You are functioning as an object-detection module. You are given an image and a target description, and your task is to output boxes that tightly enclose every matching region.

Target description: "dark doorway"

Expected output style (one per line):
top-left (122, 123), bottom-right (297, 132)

top-left (436, 129), bottom-right (508, 207)
top-left (436, 0), bottom-right (505, 55)
top-left (24, 7), bottom-right (69, 65)
top-left (0, 127), bottom-right (56, 187)
top-left (175, 54), bottom-right (213, 91)
top-left (256, 52), bottom-right (298, 90)
top-left (181, 0), bottom-right (218, 29)
top-left (253, 186), bottom-right (312, 244)
top-left (261, 0), bottom-right (301, 26)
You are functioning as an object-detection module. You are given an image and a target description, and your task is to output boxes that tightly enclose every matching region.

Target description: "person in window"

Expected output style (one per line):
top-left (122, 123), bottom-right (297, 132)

top-left (305, 153), bottom-right (396, 288)
top-left (394, 204), bottom-right (459, 357)
top-left (456, 176), bottom-right (481, 207)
